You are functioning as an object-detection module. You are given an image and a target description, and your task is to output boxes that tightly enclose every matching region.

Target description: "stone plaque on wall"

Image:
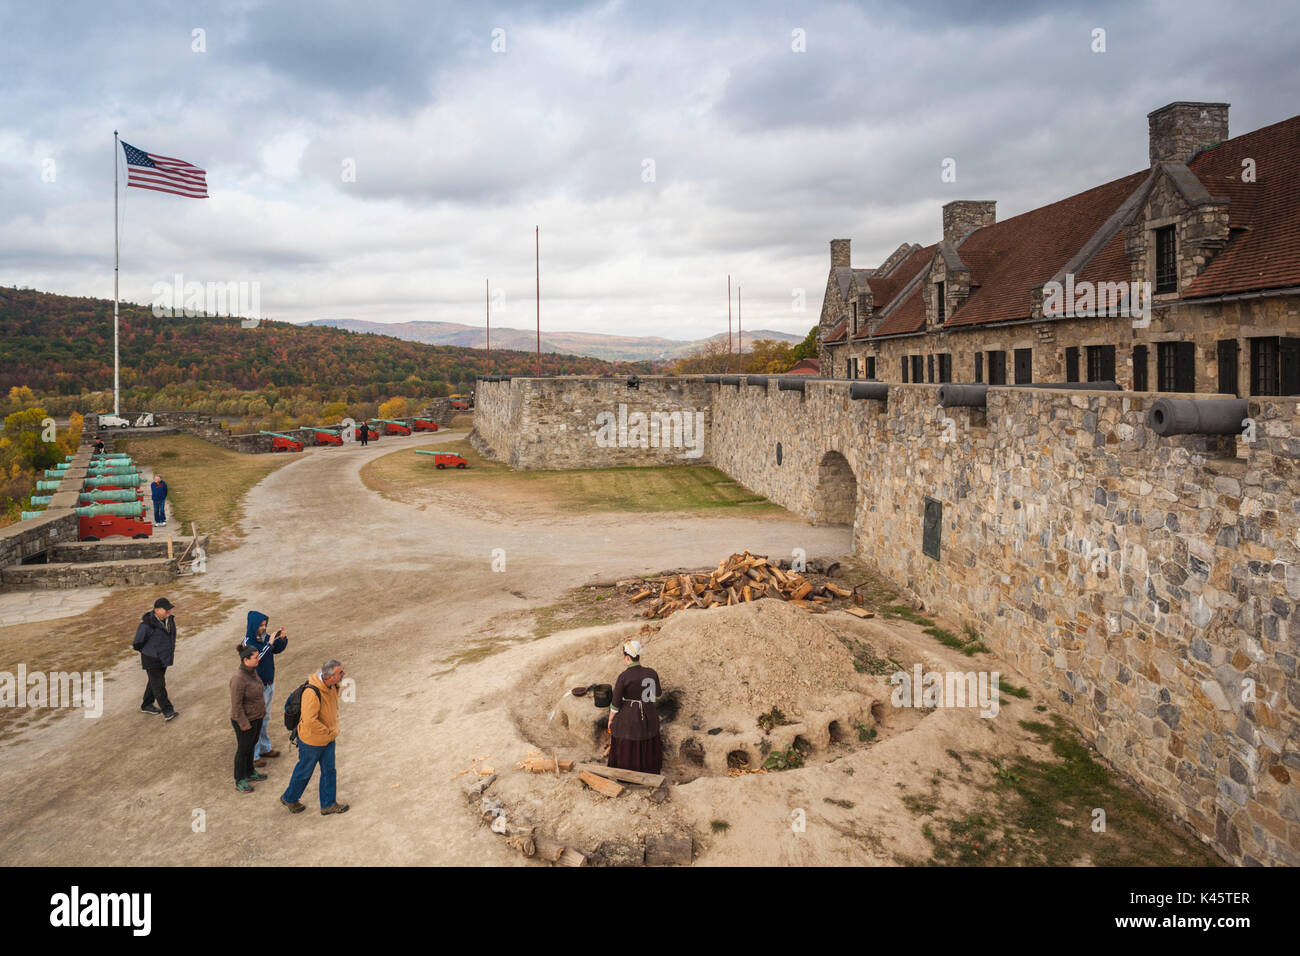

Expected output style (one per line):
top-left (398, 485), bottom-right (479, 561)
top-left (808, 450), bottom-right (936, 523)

top-left (923, 496), bottom-right (942, 561)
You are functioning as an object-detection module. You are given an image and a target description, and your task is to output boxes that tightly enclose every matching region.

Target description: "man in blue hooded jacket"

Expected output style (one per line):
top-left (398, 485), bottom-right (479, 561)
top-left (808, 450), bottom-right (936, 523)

top-left (241, 611), bottom-right (289, 764)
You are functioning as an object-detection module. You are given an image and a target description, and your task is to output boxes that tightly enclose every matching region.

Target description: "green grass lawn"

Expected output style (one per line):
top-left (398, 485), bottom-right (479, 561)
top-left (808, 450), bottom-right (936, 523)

top-left (361, 437), bottom-right (779, 515)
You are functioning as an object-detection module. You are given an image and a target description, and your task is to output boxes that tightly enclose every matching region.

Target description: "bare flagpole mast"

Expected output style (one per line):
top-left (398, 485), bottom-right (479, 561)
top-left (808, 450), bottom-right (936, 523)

top-left (737, 283), bottom-right (742, 371)
top-left (113, 130), bottom-right (120, 417)
top-left (486, 278), bottom-right (490, 356)
top-left (535, 226), bottom-right (541, 377)
top-left (727, 274), bottom-right (732, 367)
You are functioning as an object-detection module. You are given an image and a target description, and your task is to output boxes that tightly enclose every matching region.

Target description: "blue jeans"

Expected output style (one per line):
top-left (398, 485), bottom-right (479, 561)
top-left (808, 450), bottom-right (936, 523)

top-left (255, 683), bottom-right (275, 757)
top-left (281, 739), bottom-right (337, 808)
top-left (152, 499), bottom-right (165, 523)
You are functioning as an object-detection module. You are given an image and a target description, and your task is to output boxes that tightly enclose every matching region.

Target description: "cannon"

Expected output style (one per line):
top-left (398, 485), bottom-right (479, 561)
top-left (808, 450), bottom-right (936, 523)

top-left (415, 449), bottom-right (468, 469)
top-left (76, 502), bottom-right (152, 540)
top-left (35, 480), bottom-right (62, 492)
top-left (86, 463), bottom-right (137, 474)
top-left (309, 427), bottom-right (344, 446)
top-left (370, 418), bottom-right (412, 436)
top-left (259, 430), bottom-right (305, 452)
top-left (720, 376), bottom-right (742, 386)
top-left (1146, 397), bottom-right (1249, 437)
top-left (746, 375), bottom-right (769, 387)
top-left (703, 375), bottom-right (721, 384)
top-left (29, 495), bottom-right (53, 505)
top-left (777, 377), bottom-right (807, 392)
top-left (43, 467), bottom-right (69, 478)
top-left (937, 383), bottom-right (989, 408)
top-left (79, 488), bottom-right (143, 503)
top-left (850, 382), bottom-right (890, 402)
top-left (410, 418), bottom-right (441, 432)
top-left (21, 510), bottom-right (45, 520)
top-left (83, 473), bottom-right (142, 488)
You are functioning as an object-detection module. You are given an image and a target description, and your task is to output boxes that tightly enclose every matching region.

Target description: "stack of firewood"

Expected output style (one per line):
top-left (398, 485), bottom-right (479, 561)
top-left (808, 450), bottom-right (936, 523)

top-left (626, 551), bottom-right (864, 620)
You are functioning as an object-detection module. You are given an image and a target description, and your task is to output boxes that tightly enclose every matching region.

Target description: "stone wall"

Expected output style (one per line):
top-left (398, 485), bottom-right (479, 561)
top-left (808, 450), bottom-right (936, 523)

top-left (472, 372), bottom-right (1300, 864)
top-left (0, 512), bottom-right (80, 573)
top-left (471, 377), bottom-right (713, 469)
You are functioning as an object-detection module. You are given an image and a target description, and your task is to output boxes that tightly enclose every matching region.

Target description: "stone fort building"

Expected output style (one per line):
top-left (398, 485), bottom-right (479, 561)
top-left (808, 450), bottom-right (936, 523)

top-left (818, 102), bottom-right (1300, 398)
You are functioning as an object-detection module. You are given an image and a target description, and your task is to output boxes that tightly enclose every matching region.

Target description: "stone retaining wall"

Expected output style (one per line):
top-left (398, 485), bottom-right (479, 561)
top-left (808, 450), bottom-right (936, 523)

top-left (473, 373), bottom-right (1300, 865)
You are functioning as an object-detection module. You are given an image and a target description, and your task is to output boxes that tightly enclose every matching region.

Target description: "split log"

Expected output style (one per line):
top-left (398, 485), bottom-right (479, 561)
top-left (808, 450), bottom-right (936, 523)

top-left (574, 763), bottom-right (666, 788)
top-left (558, 847), bottom-right (587, 867)
top-left (845, 607), bottom-right (875, 619)
top-left (579, 770), bottom-right (625, 798)
top-left (629, 589), bottom-right (654, 603)
top-left (520, 757), bottom-right (574, 773)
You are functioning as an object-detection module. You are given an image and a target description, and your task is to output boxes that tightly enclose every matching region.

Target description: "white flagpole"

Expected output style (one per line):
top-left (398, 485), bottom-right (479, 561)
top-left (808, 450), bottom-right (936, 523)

top-left (113, 130), bottom-right (120, 418)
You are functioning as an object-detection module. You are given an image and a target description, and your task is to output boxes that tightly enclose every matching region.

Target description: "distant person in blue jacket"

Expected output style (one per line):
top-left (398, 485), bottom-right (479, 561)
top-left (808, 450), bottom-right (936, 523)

top-left (242, 611), bottom-right (289, 764)
top-left (150, 475), bottom-right (168, 527)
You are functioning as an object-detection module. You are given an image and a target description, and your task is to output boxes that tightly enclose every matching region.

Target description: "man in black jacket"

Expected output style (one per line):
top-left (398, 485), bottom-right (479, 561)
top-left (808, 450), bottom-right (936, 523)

top-left (134, 597), bottom-right (179, 720)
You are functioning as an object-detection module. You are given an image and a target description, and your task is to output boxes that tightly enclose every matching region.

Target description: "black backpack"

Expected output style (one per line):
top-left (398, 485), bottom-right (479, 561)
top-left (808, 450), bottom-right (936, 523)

top-left (283, 682), bottom-right (321, 744)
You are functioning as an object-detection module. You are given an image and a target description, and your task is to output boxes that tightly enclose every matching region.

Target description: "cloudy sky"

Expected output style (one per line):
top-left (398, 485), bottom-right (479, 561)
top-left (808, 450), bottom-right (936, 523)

top-left (2, 0), bottom-right (1297, 341)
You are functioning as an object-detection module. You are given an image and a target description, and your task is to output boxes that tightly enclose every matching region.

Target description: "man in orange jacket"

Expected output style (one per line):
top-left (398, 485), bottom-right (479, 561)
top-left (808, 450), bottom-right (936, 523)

top-left (279, 659), bottom-right (349, 815)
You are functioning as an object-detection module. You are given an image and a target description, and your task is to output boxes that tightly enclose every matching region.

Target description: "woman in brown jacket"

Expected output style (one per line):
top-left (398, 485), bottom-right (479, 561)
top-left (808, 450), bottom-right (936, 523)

top-left (231, 643), bottom-right (268, 793)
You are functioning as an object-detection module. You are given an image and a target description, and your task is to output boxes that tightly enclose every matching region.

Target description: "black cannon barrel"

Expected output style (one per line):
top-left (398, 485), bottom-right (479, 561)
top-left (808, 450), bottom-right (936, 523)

top-left (1146, 397), bottom-right (1248, 437)
top-left (849, 382), bottom-right (889, 401)
top-left (1020, 381), bottom-right (1122, 391)
top-left (746, 375), bottom-right (769, 386)
top-left (703, 375), bottom-right (721, 384)
top-left (777, 377), bottom-right (806, 392)
top-left (720, 376), bottom-right (742, 386)
top-left (937, 383), bottom-right (988, 407)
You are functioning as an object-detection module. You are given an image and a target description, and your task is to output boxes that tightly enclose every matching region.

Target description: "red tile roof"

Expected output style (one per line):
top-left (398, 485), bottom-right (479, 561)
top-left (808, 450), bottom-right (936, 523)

top-left (822, 318), bottom-right (848, 344)
top-left (786, 358), bottom-right (821, 374)
top-left (1183, 115), bottom-right (1300, 298)
top-left (852, 244), bottom-right (937, 338)
top-left (942, 169), bottom-right (1149, 327)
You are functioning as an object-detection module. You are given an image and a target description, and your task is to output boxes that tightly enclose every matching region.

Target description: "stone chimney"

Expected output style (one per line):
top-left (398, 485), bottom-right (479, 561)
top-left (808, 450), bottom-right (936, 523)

top-left (1148, 102), bottom-right (1229, 166)
top-left (942, 201), bottom-right (996, 242)
top-left (830, 239), bottom-right (851, 268)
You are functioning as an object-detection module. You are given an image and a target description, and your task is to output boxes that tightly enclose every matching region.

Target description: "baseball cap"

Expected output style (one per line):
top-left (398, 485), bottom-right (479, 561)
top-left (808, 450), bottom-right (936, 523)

top-left (154, 598), bottom-right (174, 610)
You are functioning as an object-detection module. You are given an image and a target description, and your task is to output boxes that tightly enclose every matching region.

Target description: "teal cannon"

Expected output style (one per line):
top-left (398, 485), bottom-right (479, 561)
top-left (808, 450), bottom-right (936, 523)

top-left (29, 495), bottom-right (54, 505)
top-left (87, 463), bottom-right (137, 474)
top-left (76, 503), bottom-right (146, 517)
top-left (35, 480), bottom-right (62, 492)
top-left (44, 467), bottom-right (70, 478)
top-left (260, 430), bottom-right (304, 452)
top-left (21, 510), bottom-right (46, 520)
top-left (79, 488), bottom-right (141, 503)
top-left (83, 473), bottom-right (142, 488)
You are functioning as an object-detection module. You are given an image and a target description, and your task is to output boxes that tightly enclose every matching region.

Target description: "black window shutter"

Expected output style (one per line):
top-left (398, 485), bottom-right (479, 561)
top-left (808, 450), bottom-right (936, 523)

top-left (1065, 347), bottom-right (1079, 382)
top-left (1132, 345), bottom-right (1148, 391)
top-left (927, 354), bottom-right (934, 383)
top-left (1281, 338), bottom-right (1300, 395)
top-left (1014, 348), bottom-right (1033, 384)
top-left (1101, 345), bottom-right (1116, 383)
top-left (1217, 339), bottom-right (1239, 396)
top-left (901, 356), bottom-right (908, 383)
top-left (975, 352), bottom-right (984, 383)
top-left (1175, 341), bottom-right (1196, 392)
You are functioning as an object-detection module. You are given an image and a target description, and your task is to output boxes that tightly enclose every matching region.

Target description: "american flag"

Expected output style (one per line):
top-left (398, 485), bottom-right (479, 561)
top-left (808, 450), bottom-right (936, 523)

top-left (121, 141), bottom-right (208, 198)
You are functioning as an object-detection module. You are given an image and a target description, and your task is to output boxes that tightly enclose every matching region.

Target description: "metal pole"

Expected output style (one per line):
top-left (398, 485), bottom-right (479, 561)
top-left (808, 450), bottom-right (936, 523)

top-left (113, 130), bottom-right (120, 417)
top-left (727, 274), bottom-right (732, 368)
top-left (486, 278), bottom-right (490, 356)
top-left (737, 283), bottom-right (742, 371)
top-left (535, 226), bottom-right (540, 377)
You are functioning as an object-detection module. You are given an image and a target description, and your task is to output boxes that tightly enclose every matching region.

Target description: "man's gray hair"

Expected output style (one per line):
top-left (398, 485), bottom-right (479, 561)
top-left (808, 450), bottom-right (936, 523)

top-left (321, 659), bottom-right (342, 678)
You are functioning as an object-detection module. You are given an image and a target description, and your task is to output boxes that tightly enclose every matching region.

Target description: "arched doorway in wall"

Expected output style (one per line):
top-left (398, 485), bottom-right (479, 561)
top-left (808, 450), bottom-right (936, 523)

top-left (813, 450), bottom-right (857, 526)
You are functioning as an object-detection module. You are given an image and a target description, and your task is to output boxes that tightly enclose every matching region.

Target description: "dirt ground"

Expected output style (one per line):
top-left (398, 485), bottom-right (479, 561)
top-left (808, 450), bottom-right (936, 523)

top-left (0, 432), bottom-right (1221, 866)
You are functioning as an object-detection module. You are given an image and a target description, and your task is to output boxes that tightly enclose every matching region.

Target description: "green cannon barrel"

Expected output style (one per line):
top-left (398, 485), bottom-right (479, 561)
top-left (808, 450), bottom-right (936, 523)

top-left (259, 430), bottom-right (301, 440)
top-left (36, 480), bottom-right (62, 491)
top-left (83, 473), bottom-right (142, 487)
top-left (75, 503), bottom-right (146, 517)
top-left (372, 419), bottom-right (407, 425)
top-left (92, 453), bottom-right (132, 460)
top-left (44, 468), bottom-right (70, 477)
top-left (313, 427), bottom-right (341, 435)
top-left (79, 489), bottom-right (141, 503)
top-left (22, 510), bottom-right (46, 520)
top-left (87, 464), bottom-right (137, 474)
top-left (30, 495), bottom-right (54, 505)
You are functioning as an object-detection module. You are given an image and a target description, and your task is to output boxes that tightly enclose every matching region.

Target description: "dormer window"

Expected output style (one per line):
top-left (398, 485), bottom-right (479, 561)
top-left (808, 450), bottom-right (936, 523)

top-left (1155, 225), bottom-right (1177, 294)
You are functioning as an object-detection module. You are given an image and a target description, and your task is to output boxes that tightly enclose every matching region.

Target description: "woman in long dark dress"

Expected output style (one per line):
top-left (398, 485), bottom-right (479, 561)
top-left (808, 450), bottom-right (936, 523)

top-left (606, 639), bottom-right (663, 774)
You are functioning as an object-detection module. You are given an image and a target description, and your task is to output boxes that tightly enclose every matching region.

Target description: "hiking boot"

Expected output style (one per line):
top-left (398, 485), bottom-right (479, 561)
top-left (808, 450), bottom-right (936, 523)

top-left (262, 749), bottom-right (281, 758)
top-left (235, 779), bottom-right (254, 793)
top-left (163, 710), bottom-right (179, 721)
top-left (320, 802), bottom-right (350, 815)
top-left (253, 758), bottom-right (267, 768)
top-left (140, 704), bottom-right (162, 716)
top-left (247, 770), bottom-right (268, 781)
top-left (280, 797), bottom-right (306, 814)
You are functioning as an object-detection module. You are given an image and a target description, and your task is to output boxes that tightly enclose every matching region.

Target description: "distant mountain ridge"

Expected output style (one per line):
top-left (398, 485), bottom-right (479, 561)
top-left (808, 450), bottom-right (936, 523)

top-left (302, 318), bottom-right (803, 362)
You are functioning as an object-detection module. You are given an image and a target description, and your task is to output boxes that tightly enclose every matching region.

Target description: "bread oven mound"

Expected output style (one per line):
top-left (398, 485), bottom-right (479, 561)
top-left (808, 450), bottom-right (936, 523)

top-left (541, 600), bottom-right (894, 778)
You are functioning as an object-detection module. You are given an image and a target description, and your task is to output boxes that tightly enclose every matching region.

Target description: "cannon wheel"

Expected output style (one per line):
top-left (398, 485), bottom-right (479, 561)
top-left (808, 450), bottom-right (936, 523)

top-left (456, 462), bottom-right (467, 469)
top-left (436, 463), bottom-right (446, 469)
top-left (132, 533), bottom-right (148, 539)
top-left (81, 536), bottom-right (99, 542)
